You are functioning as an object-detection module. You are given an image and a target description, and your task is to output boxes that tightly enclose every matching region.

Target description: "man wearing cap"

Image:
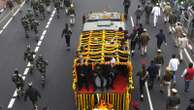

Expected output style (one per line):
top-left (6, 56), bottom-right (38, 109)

top-left (12, 68), bottom-right (25, 98)
top-left (166, 88), bottom-right (180, 110)
top-left (24, 82), bottom-right (41, 109)
top-left (151, 3), bottom-right (161, 27)
top-left (160, 66), bottom-right (173, 96)
top-left (178, 33), bottom-right (192, 62)
top-left (181, 63), bottom-right (194, 92)
top-left (154, 49), bottom-right (164, 80)
top-left (144, 1), bottom-right (153, 24)
top-left (186, 98), bottom-right (194, 110)
top-left (140, 28), bottom-right (150, 55)
top-left (163, 2), bottom-right (172, 23)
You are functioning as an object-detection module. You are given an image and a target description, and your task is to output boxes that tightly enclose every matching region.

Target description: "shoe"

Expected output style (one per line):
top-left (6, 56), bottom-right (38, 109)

top-left (140, 94), bottom-right (144, 101)
top-left (160, 90), bottom-right (164, 94)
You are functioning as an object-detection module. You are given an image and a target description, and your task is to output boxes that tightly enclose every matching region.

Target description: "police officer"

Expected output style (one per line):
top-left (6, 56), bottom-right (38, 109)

top-left (31, 19), bottom-right (40, 34)
top-left (21, 16), bottom-right (30, 38)
top-left (24, 82), bottom-right (41, 109)
top-left (38, 3), bottom-right (46, 20)
top-left (163, 2), bottom-right (172, 23)
top-left (166, 88), bottom-right (180, 110)
top-left (54, 0), bottom-right (61, 18)
top-left (31, 0), bottom-right (39, 17)
top-left (12, 68), bottom-right (24, 98)
top-left (31, 19), bottom-right (40, 41)
top-left (154, 49), bottom-right (164, 80)
top-left (26, 9), bottom-right (34, 21)
top-left (24, 45), bottom-right (35, 74)
top-left (61, 24), bottom-right (72, 50)
top-left (123, 0), bottom-right (131, 19)
top-left (36, 55), bottom-right (48, 87)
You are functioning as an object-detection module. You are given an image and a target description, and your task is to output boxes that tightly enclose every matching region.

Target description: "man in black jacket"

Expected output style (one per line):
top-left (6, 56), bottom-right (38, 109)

top-left (147, 60), bottom-right (159, 90)
top-left (77, 64), bottom-right (90, 91)
top-left (155, 29), bottom-right (167, 49)
top-left (123, 0), bottom-right (131, 19)
top-left (24, 82), bottom-right (41, 109)
top-left (61, 24), bottom-right (72, 50)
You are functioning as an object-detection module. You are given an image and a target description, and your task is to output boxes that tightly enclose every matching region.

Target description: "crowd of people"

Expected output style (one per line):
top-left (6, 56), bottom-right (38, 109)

top-left (10, 0), bottom-right (76, 109)
top-left (124, 0), bottom-right (194, 109)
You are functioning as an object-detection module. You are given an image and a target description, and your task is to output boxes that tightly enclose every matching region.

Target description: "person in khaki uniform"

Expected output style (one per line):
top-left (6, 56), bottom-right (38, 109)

top-left (175, 22), bottom-right (184, 47)
top-left (140, 28), bottom-right (150, 55)
top-left (168, 12), bottom-right (177, 34)
top-left (154, 49), bottom-right (164, 80)
top-left (160, 66), bottom-right (173, 96)
top-left (178, 33), bottom-right (192, 62)
top-left (163, 2), bottom-right (172, 23)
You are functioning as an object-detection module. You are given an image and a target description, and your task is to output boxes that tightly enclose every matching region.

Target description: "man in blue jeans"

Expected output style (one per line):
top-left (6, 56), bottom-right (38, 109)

top-left (181, 63), bottom-right (194, 92)
top-left (168, 54), bottom-right (180, 85)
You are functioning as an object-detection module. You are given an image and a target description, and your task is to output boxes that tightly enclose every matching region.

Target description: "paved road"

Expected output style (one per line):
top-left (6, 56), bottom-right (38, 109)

top-left (0, 0), bottom-right (194, 110)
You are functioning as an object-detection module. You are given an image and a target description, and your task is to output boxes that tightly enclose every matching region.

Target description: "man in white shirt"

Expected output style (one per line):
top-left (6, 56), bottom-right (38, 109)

top-left (178, 33), bottom-right (192, 62)
top-left (168, 54), bottom-right (180, 84)
top-left (151, 3), bottom-right (161, 27)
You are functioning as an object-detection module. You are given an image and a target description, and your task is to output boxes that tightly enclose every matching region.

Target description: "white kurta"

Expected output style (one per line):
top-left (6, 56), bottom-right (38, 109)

top-left (152, 6), bottom-right (161, 27)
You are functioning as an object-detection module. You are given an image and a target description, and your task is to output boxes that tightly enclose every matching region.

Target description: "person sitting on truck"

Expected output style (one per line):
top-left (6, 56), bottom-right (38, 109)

top-left (77, 63), bottom-right (90, 91)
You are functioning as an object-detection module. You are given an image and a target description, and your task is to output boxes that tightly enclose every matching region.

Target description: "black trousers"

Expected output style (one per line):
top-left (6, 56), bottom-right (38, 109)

top-left (78, 77), bottom-right (89, 90)
top-left (157, 41), bottom-right (162, 49)
top-left (65, 37), bottom-right (70, 47)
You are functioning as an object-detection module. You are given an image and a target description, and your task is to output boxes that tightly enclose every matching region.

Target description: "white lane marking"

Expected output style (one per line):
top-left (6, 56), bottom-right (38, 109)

top-left (145, 81), bottom-right (154, 110)
top-left (7, 8), bottom-right (56, 109)
top-left (13, 1), bottom-right (25, 17)
top-left (130, 16), bottom-right (134, 27)
top-left (0, 30), bottom-right (3, 35)
top-left (23, 68), bottom-right (30, 75)
top-left (184, 48), bottom-right (193, 63)
top-left (172, 27), bottom-right (175, 32)
top-left (0, 0), bottom-right (25, 35)
top-left (34, 46), bottom-right (40, 53)
top-left (13, 90), bottom-right (17, 98)
top-left (45, 24), bottom-right (49, 29)
top-left (2, 18), bottom-right (13, 30)
top-left (41, 30), bottom-right (47, 38)
top-left (27, 62), bottom-right (31, 67)
top-left (7, 98), bottom-right (16, 109)
top-left (37, 40), bottom-right (42, 47)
